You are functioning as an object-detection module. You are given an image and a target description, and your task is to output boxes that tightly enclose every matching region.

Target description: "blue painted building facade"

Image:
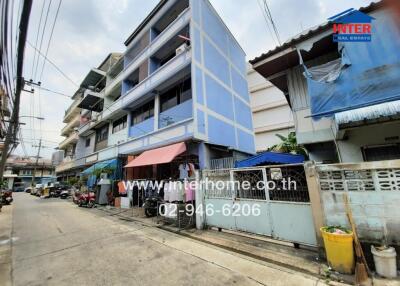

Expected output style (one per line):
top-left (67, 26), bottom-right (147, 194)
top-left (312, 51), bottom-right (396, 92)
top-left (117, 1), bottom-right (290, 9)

top-left (56, 0), bottom-right (255, 177)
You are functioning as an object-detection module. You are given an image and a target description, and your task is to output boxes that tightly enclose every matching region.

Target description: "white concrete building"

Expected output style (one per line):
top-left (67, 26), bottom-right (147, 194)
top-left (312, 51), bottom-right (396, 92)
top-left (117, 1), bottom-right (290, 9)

top-left (247, 66), bottom-right (294, 152)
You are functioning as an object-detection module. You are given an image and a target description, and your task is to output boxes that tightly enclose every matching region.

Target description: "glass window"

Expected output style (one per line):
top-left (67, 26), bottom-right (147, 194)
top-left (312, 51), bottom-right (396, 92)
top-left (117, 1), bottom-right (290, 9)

top-left (131, 101), bottom-right (154, 126)
top-left (85, 138), bottom-right (91, 147)
top-left (112, 115), bottom-right (127, 133)
top-left (160, 78), bottom-right (192, 113)
top-left (96, 125), bottom-right (109, 143)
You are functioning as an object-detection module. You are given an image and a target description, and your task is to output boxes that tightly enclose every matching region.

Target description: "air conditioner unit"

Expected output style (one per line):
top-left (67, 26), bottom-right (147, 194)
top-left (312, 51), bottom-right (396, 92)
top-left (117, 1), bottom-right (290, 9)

top-left (176, 43), bottom-right (188, 55)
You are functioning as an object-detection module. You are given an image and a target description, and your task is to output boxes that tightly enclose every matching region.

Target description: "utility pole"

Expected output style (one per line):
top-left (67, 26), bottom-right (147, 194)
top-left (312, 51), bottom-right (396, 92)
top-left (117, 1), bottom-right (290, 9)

top-left (31, 139), bottom-right (42, 186)
top-left (0, 0), bottom-right (33, 180)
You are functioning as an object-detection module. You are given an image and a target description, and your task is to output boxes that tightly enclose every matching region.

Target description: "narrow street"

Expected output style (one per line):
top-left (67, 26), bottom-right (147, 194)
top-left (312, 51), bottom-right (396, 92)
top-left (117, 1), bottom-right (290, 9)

top-left (1, 193), bottom-right (336, 286)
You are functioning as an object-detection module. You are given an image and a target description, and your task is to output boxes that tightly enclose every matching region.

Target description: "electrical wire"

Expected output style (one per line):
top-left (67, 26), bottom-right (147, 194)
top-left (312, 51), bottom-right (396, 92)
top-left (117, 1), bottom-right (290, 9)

top-left (30, 0), bottom-right (45, 80)
top-left (38, 0), bottom-right (62, 82)
top-left (32, 0), bottom-right (52, 81)
top-left (262, 0), bottom-right (281, 46)
top-left (26, 40), bottom-right (79, 87)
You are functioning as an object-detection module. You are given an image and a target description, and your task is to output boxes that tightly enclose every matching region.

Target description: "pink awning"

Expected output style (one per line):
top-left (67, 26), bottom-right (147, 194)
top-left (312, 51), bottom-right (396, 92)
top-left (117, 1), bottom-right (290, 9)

top-left (124, 142), bottom-right (186, 168)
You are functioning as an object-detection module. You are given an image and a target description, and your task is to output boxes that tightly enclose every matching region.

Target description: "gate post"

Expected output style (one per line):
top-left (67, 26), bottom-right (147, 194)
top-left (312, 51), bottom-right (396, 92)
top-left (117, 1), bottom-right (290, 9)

top-left (304, 161), bottom-right (325, 252)
top-left (195, 170), bottom-right (205, 230)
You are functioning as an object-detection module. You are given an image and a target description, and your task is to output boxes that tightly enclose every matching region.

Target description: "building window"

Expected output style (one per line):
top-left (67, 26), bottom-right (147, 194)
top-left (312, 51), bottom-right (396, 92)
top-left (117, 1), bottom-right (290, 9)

top-left (22, 169), bottom-right (32, 175)
top-left (362, 144), bottom-right (400, 162)
top-left (160, 78), bottom-right (191, 113)
top-left (131, 101), bottom-right (154, 125)
top-left (85, 138), bottom-right (91, 147)
top-left (112, 115), bottom-right (127, 133)
top-left (95, 124), bottom-right (109, 143)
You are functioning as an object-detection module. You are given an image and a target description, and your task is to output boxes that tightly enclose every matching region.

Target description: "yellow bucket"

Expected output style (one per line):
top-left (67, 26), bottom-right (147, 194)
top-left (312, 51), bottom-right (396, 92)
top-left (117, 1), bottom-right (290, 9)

top-left (320, 227), bottom-right (355, 274)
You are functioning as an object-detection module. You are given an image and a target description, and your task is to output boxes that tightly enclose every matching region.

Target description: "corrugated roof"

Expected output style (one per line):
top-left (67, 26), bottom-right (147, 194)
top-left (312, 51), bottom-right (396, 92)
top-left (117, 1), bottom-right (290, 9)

top-left (335, 100), bottom-right (400, 127)
top-left (249, 1), bottom-right (382, 65)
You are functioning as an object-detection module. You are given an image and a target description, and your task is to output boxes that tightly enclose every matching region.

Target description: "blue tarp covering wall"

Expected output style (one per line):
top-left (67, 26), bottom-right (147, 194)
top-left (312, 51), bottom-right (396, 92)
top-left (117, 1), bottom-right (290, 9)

top-left (235, 152), bottom-right (305, 168)
top-left (307, 10), bottom-right (400, 118)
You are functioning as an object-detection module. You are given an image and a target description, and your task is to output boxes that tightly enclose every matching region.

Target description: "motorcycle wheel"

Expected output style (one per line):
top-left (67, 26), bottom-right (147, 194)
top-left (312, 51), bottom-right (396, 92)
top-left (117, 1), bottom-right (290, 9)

top-left (88, 201), bottom-right (94, 208)
top-left (144, 208), bottom-right (156, 217)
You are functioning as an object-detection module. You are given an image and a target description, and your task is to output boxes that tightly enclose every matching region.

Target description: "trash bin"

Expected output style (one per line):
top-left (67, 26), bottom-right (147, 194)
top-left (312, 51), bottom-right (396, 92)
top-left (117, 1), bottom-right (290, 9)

top-left (371, 245), bottom-right (397, 278)
top-left (321, 227), bottom-right (355, 274)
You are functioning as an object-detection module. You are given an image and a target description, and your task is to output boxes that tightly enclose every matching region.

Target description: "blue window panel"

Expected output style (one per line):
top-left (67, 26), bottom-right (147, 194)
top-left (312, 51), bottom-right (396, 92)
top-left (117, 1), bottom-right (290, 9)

top-left (195, 67), bottom-right (204, 105)
top-left (229, 37), bottom-right (246, 75)
top-left (203, 38), bottom-right (230, 85)
top-left (201, 0), bottom-right (228, 52)
top-left (237, 128), bottom-right (255, 154)
top-left (193, 27), bottom-right (202, 64)
top-left (234, 97), bottom-right (253, 130)
top-left (159, 100), bottom-right (193, 128)
top-left (205, 74), bottom-right (234, 120)
top-left (208, 114), bottom-right (236, 148)
top-left (197, 109), bottom-right (206, 134)
top-left (231, 67), bottom-right (250, 102)
top-left (191, 0), bottom-right (201, 24)
top-left (129, 117), bottom-right (154, 138)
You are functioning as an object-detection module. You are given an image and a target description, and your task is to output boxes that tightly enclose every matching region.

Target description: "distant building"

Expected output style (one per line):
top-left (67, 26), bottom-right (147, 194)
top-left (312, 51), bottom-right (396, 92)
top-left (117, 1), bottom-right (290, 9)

top-left (247, 65), bottom-right (294, 152)
top-left (51, 150), bottom-right (64, 166)
top-left (4, 155), bottom-right (55, 189)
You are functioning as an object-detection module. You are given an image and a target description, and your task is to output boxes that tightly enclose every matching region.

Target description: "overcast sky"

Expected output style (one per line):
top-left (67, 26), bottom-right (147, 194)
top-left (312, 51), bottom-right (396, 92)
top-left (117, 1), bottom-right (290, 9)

top-left (14, 0), bottom-right (372, 159)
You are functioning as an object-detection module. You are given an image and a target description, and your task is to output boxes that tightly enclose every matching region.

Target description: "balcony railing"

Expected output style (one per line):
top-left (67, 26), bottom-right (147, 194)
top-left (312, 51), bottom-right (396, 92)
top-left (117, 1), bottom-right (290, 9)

top-left (63, 99), bottom-right (81, 122)
top-left (61, 114), bottom-right (80, 136)
top-left (105, 7), bottom-right (191, 96)
top-left (59, 132), bottom-right (78, 149)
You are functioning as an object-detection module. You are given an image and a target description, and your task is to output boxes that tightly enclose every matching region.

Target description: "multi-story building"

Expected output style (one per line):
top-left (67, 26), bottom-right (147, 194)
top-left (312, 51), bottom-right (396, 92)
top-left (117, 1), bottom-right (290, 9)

top-left (247, 65), bottom-right (294, 152)
top-left (250, 2), bottom-right (400, 163)
top-left (55, 0), bottom-right (255, 180)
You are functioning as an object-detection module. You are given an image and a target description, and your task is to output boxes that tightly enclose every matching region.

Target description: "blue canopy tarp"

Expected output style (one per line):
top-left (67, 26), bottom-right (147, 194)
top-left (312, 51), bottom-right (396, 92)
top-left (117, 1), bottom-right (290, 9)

top-left (81, 158), bottom-right (118, 175)
top-left (235, 152), bottom-right (305, 168)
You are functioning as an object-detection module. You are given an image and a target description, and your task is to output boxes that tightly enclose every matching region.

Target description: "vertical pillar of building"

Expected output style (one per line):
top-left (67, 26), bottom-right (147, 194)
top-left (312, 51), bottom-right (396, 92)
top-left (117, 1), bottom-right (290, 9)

top-left (154, 93), bottom-right (160, 131)
top-left (198, 142), bottom-right (210, 170)
top-left (126, 111), bottom-right (132, 138)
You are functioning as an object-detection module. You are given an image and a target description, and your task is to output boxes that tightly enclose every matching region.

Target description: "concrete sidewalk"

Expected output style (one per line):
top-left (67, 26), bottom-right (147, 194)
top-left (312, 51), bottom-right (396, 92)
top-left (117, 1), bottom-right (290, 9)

top-left (95, 205), bottom-right (400, 286)
top-left (0, 204), bottom-right (13, 286)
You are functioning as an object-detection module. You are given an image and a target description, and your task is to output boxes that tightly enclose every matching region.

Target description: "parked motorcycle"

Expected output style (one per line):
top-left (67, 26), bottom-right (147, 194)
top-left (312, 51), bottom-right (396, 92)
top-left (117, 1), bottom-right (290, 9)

top-left (78, 192), bottom-right (96, 208)
top-left (1, 189), bottom-right (13, 205)
top-left (60, 190), bottom-right (70, 199)
top-left (143, 195), bottom-right (164, 217)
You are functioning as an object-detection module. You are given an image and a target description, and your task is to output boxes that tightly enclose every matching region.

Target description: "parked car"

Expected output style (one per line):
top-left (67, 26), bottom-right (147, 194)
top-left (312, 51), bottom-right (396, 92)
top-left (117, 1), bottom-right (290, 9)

top-left (12, 183), bottom-right (25, 192)
top-left (32, 184), bottom-right (43, 196)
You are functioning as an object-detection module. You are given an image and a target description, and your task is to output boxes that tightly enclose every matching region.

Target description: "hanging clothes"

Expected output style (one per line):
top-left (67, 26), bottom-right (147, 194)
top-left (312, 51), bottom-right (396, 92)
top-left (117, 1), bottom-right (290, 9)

top-left (118, 181), bottom-right (126, 195)
top-left (185, 181), bottom-right (195, 202)
top-left (179, 164), bottom-right (189, 179)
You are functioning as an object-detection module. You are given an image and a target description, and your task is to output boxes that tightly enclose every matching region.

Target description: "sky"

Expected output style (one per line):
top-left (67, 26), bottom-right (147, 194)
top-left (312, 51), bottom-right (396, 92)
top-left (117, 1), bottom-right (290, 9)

top-left (13, 0), bottom-right (372, 159)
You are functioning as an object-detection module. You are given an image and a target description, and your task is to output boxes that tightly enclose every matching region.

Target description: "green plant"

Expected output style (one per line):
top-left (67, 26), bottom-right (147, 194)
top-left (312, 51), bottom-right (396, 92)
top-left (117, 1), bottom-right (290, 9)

top-left (91, 166), bottom-right (115, 178)
top-left (267, 132), bottom-right (308, 157)
top-left (67, 177), bottom-right (79, 186)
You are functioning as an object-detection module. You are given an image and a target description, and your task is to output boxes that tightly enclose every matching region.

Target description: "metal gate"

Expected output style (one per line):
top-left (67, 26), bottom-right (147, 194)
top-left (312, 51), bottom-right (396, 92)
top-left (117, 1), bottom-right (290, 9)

top-left (202, 164), bottom-right (317, 246)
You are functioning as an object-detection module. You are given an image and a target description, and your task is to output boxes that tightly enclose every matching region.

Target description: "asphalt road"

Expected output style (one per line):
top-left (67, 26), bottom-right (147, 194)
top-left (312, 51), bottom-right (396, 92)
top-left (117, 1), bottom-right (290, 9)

top-left (4, 193), bottom-right (336, 286)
